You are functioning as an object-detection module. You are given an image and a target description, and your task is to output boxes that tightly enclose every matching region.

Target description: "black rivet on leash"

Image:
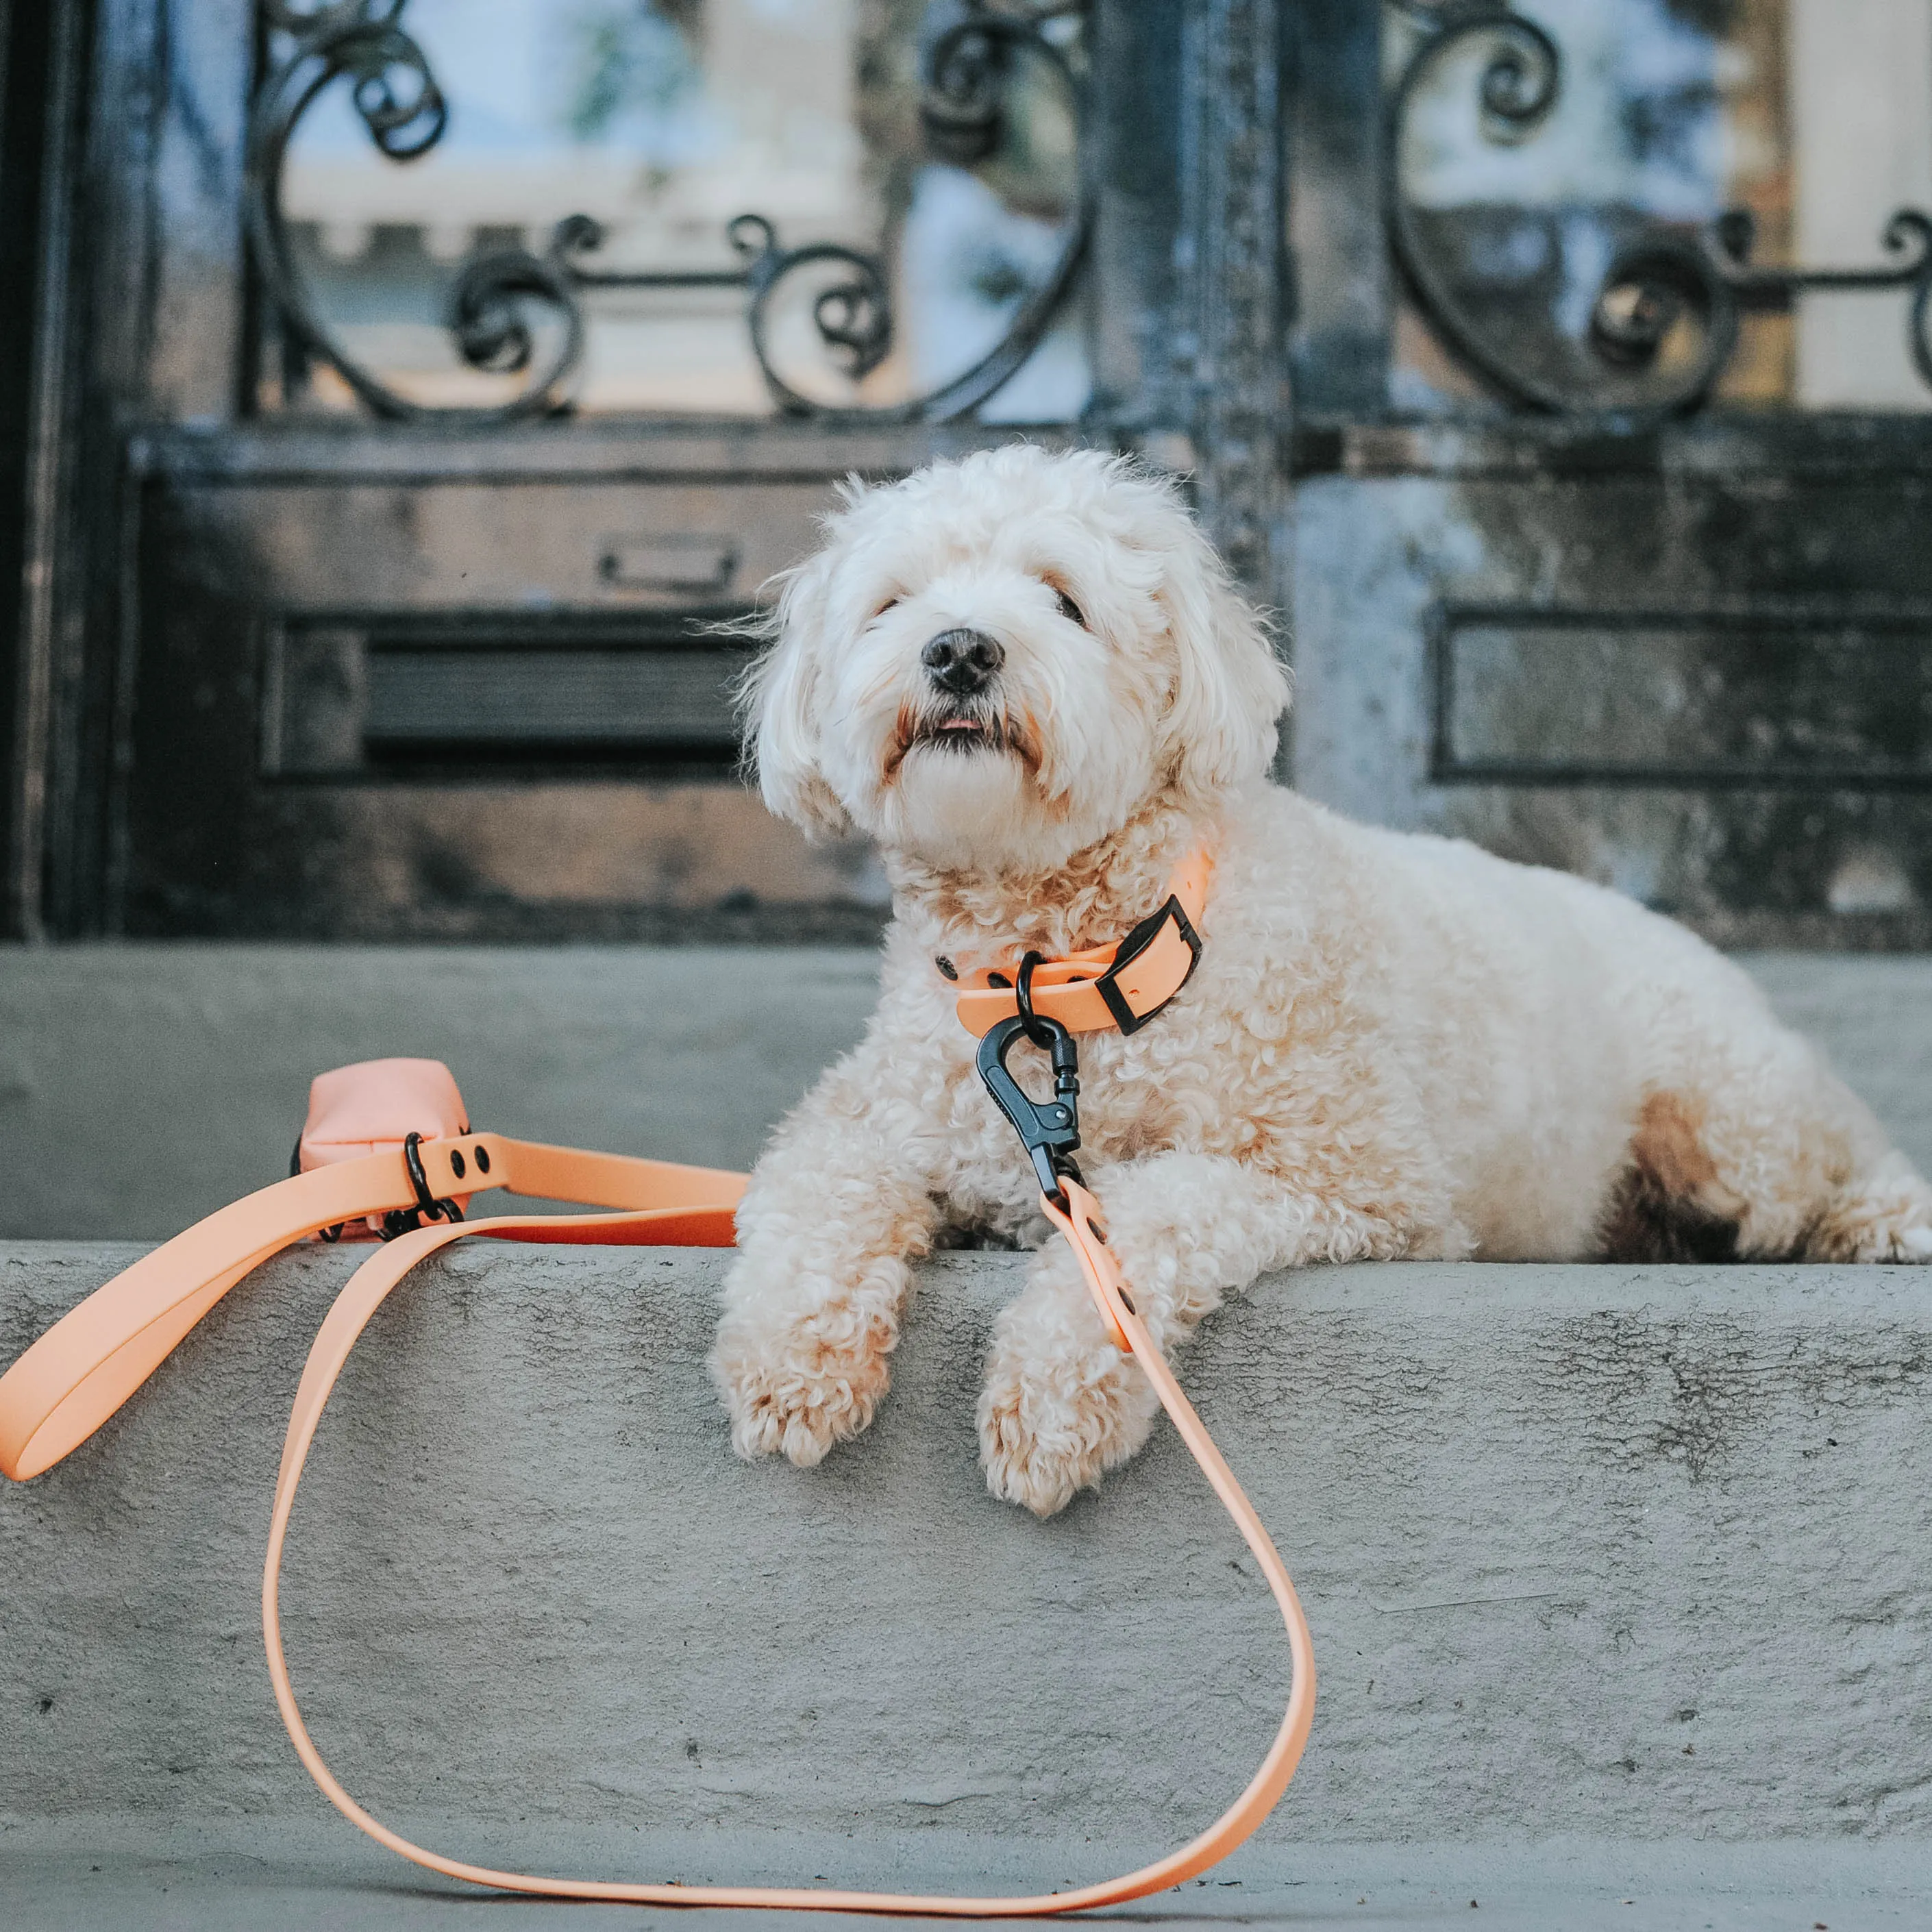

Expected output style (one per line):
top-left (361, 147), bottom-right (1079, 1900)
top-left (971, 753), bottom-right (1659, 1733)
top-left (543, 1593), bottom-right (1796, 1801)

top-left (449, 1149), bottom-right (466, 1179)
top-left (474, 1144), bottom-right (491, 1174)
top-left (934, 955), bottom-right (958, 981)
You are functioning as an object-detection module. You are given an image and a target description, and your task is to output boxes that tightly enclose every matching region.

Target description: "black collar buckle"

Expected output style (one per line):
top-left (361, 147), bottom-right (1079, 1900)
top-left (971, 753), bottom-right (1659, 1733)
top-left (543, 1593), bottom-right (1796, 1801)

top-left (1091, 893), bottom-right (1203, 1035)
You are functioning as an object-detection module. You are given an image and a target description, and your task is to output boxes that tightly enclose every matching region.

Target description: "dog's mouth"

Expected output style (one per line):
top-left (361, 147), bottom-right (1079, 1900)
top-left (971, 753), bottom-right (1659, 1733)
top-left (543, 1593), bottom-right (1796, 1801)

top-left (917, 713), bottom-right (1005, 753)
top-left (887, 706), bottom-right (1034, 776)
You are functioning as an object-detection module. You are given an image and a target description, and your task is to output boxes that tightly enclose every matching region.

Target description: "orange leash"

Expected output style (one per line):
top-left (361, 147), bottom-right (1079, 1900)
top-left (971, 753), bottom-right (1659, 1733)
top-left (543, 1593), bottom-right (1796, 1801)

top-left (0, 850), bottom-right (1317, 1911)
top-left (260, 1185), bottom-right (1315, 1914)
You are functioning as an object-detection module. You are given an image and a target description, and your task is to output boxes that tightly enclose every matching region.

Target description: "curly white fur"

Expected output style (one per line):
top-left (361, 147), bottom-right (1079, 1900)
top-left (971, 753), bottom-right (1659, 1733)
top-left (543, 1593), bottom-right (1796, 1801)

top-left (710, 443), bottom-right (1932, 1517)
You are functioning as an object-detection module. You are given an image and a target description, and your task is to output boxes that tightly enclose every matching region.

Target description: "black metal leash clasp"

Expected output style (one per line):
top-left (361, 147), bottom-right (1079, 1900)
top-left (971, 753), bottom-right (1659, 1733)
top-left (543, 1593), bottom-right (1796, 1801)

top-left (978, 952), bottom-right (1083, 1206)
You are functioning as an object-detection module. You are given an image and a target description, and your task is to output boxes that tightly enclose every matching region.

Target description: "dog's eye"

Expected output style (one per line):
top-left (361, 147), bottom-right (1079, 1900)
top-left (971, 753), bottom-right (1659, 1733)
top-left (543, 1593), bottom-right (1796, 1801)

top-left (1054, 589), bottom-right (1087, 630)
top-left (874, 597), bottom-right (901, 620)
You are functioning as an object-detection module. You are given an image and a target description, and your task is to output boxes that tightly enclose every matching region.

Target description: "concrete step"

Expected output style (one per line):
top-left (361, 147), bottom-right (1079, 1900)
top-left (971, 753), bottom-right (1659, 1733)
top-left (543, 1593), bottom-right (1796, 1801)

top-left (5, 1243), bottom-right (1932, 1923)
top-left (2, 945), bottom-right (1931, 1240)
top-left (3, 1828), bottom-right (1929, 1930)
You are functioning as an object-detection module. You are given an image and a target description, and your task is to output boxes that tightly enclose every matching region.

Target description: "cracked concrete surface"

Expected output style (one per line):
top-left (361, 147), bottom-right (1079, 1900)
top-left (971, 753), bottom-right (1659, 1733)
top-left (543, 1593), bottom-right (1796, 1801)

top-left (5, 1248), bottom-right (1932, 1858)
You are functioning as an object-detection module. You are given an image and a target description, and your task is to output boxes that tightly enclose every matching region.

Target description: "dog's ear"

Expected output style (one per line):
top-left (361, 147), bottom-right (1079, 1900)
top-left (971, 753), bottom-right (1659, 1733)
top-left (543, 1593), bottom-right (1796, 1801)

top-left (739, 551), bottom-right (853, 838)
top-left (1150, 508), bottom-right (1290, 797)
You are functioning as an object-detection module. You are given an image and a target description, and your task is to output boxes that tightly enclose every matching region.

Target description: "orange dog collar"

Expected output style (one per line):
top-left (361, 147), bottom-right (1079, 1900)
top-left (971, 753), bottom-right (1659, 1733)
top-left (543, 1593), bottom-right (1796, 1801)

top-left (947, 845), bottom-right (1211, 1039)
top-left (0, 915), bottom-right (1315, 1917)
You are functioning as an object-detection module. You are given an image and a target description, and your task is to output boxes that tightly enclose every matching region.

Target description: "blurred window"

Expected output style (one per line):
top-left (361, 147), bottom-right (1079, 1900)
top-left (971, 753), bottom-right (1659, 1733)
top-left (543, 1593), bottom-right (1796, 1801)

top-left (1388, 0), bottom-right (1932, 414)
top-left (260, 0), bottom-right (1088, 419)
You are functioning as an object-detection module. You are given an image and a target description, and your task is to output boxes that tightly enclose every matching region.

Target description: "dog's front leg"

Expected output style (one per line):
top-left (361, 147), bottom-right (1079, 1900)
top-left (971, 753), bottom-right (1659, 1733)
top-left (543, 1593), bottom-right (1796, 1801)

top-left (710, 1060), bottom-right (942, 1469)
top-left (979, 1151), bottom-right (1402, 1515)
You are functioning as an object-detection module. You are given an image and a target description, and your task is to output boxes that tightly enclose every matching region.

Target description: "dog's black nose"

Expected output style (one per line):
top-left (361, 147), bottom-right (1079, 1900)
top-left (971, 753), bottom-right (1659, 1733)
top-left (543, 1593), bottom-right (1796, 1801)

top-left (921, 628), bottom-right (1004, 697)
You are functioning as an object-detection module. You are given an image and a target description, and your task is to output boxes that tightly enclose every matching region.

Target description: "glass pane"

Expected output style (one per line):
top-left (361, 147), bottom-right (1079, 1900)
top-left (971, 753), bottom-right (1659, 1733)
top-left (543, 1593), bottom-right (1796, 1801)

top-left (1790, 0), bottom-right (1932, 408)
top-left (1387, 0), bottom-right (1932, 414)
top-left (259, 0), bottom-right (1089, 420)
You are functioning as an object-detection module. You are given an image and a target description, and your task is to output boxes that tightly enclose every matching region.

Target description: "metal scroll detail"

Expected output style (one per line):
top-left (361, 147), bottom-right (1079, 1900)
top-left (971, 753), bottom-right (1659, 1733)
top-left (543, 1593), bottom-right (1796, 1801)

top-left (1385, 0), bottom-right (1932, 415)
top-left (246, 0), bottom-right (1089, 423)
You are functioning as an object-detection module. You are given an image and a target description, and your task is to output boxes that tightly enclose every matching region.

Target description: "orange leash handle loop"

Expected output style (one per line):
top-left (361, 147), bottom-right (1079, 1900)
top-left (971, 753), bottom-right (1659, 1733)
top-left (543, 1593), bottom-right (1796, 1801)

top-left (0, 1135), bottom-right (744, 1483)
top-left (260, 1190), bottom-right (1316, 1914)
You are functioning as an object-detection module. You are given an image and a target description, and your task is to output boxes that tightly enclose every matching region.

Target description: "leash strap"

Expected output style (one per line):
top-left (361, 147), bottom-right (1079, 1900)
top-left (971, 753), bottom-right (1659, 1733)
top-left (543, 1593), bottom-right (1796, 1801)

top-left (0, 1133), bottom-right (743, 1482)
top-left (260, 1186), bottom-right (1315, 1914)
top-left (1, 845), bottom-right (1317, 1912)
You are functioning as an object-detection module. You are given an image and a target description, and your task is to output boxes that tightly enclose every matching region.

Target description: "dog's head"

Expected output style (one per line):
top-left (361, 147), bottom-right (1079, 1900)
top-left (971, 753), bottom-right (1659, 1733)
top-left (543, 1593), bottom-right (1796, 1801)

top-left (743, 445), bottom-right (1288, 871)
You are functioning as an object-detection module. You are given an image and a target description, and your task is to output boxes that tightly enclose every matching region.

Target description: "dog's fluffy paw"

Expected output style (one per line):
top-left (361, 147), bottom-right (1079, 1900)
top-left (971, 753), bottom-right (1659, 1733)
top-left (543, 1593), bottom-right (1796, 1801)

top-left (977, 1323), bottom-right (1159, 1517)
top-left (1816, 1157), bottom-right (1932, 1263)
top-left (710, 1296), bottom-right (894, 1467)
top-left (1852, 1216), bottom-right (1932, 1263)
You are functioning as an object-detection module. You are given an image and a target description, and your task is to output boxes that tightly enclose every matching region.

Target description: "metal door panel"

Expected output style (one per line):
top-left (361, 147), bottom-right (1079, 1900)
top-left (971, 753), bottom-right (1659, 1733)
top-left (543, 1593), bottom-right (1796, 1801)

top-left (15, 0), bottom-right (1239, 939)
top-left (1295, 436), bottom-right (1932, 943)
top-left (154, 480), bottom-right (832, 612)
top-left (119, 431), bottom-right (1007, 939)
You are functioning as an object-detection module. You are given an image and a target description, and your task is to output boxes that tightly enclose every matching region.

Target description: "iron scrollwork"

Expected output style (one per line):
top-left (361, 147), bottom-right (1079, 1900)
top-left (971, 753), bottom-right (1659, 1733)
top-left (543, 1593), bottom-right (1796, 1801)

top-left (1385, 0), bottom-right (1932, 415)
top-left (247, 0), bottom-right (1088, 423)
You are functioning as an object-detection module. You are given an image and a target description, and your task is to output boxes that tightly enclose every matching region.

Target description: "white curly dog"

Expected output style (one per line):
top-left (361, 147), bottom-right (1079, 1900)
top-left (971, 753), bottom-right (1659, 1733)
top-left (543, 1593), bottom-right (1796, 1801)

top-left (710, 443), bottom-right (1932, 1517)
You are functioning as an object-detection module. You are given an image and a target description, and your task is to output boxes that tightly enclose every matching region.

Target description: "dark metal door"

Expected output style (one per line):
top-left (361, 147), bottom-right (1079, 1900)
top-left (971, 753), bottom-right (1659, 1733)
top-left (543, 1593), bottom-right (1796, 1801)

top-left (127, 0), bottom-right (1115, 938)
top-left (18, 1), bottom-right (1926, 948)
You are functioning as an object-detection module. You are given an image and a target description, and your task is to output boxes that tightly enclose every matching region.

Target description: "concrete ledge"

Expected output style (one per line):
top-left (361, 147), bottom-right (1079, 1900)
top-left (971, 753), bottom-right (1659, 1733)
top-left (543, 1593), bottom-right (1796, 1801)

top-left (5, 1243), bottom-right (1932, 1872)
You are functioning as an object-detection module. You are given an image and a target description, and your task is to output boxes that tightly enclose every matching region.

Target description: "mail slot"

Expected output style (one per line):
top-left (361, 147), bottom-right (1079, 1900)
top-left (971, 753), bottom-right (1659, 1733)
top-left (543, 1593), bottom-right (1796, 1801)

top-left (262, 613), bottom-right (754, 776)
top-left (598, 535), bottom-right (741, 595)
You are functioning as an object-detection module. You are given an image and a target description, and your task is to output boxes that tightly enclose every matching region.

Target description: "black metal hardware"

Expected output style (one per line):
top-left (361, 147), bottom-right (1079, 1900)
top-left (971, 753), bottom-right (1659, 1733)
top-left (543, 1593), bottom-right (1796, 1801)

top-left (379, 1129), bottom-right (464, 1241)
top-left (245, 0), bottom-right (1089, 424)
top-left (1013, 950), bottom-right (1050, 1045)
top-left (1385, 0), bottom-right (1932, 416)
top-left (978, 1013), bottom-right (1082, 1207)
top-left (1093, 895), bottom-right (1202, 1035)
